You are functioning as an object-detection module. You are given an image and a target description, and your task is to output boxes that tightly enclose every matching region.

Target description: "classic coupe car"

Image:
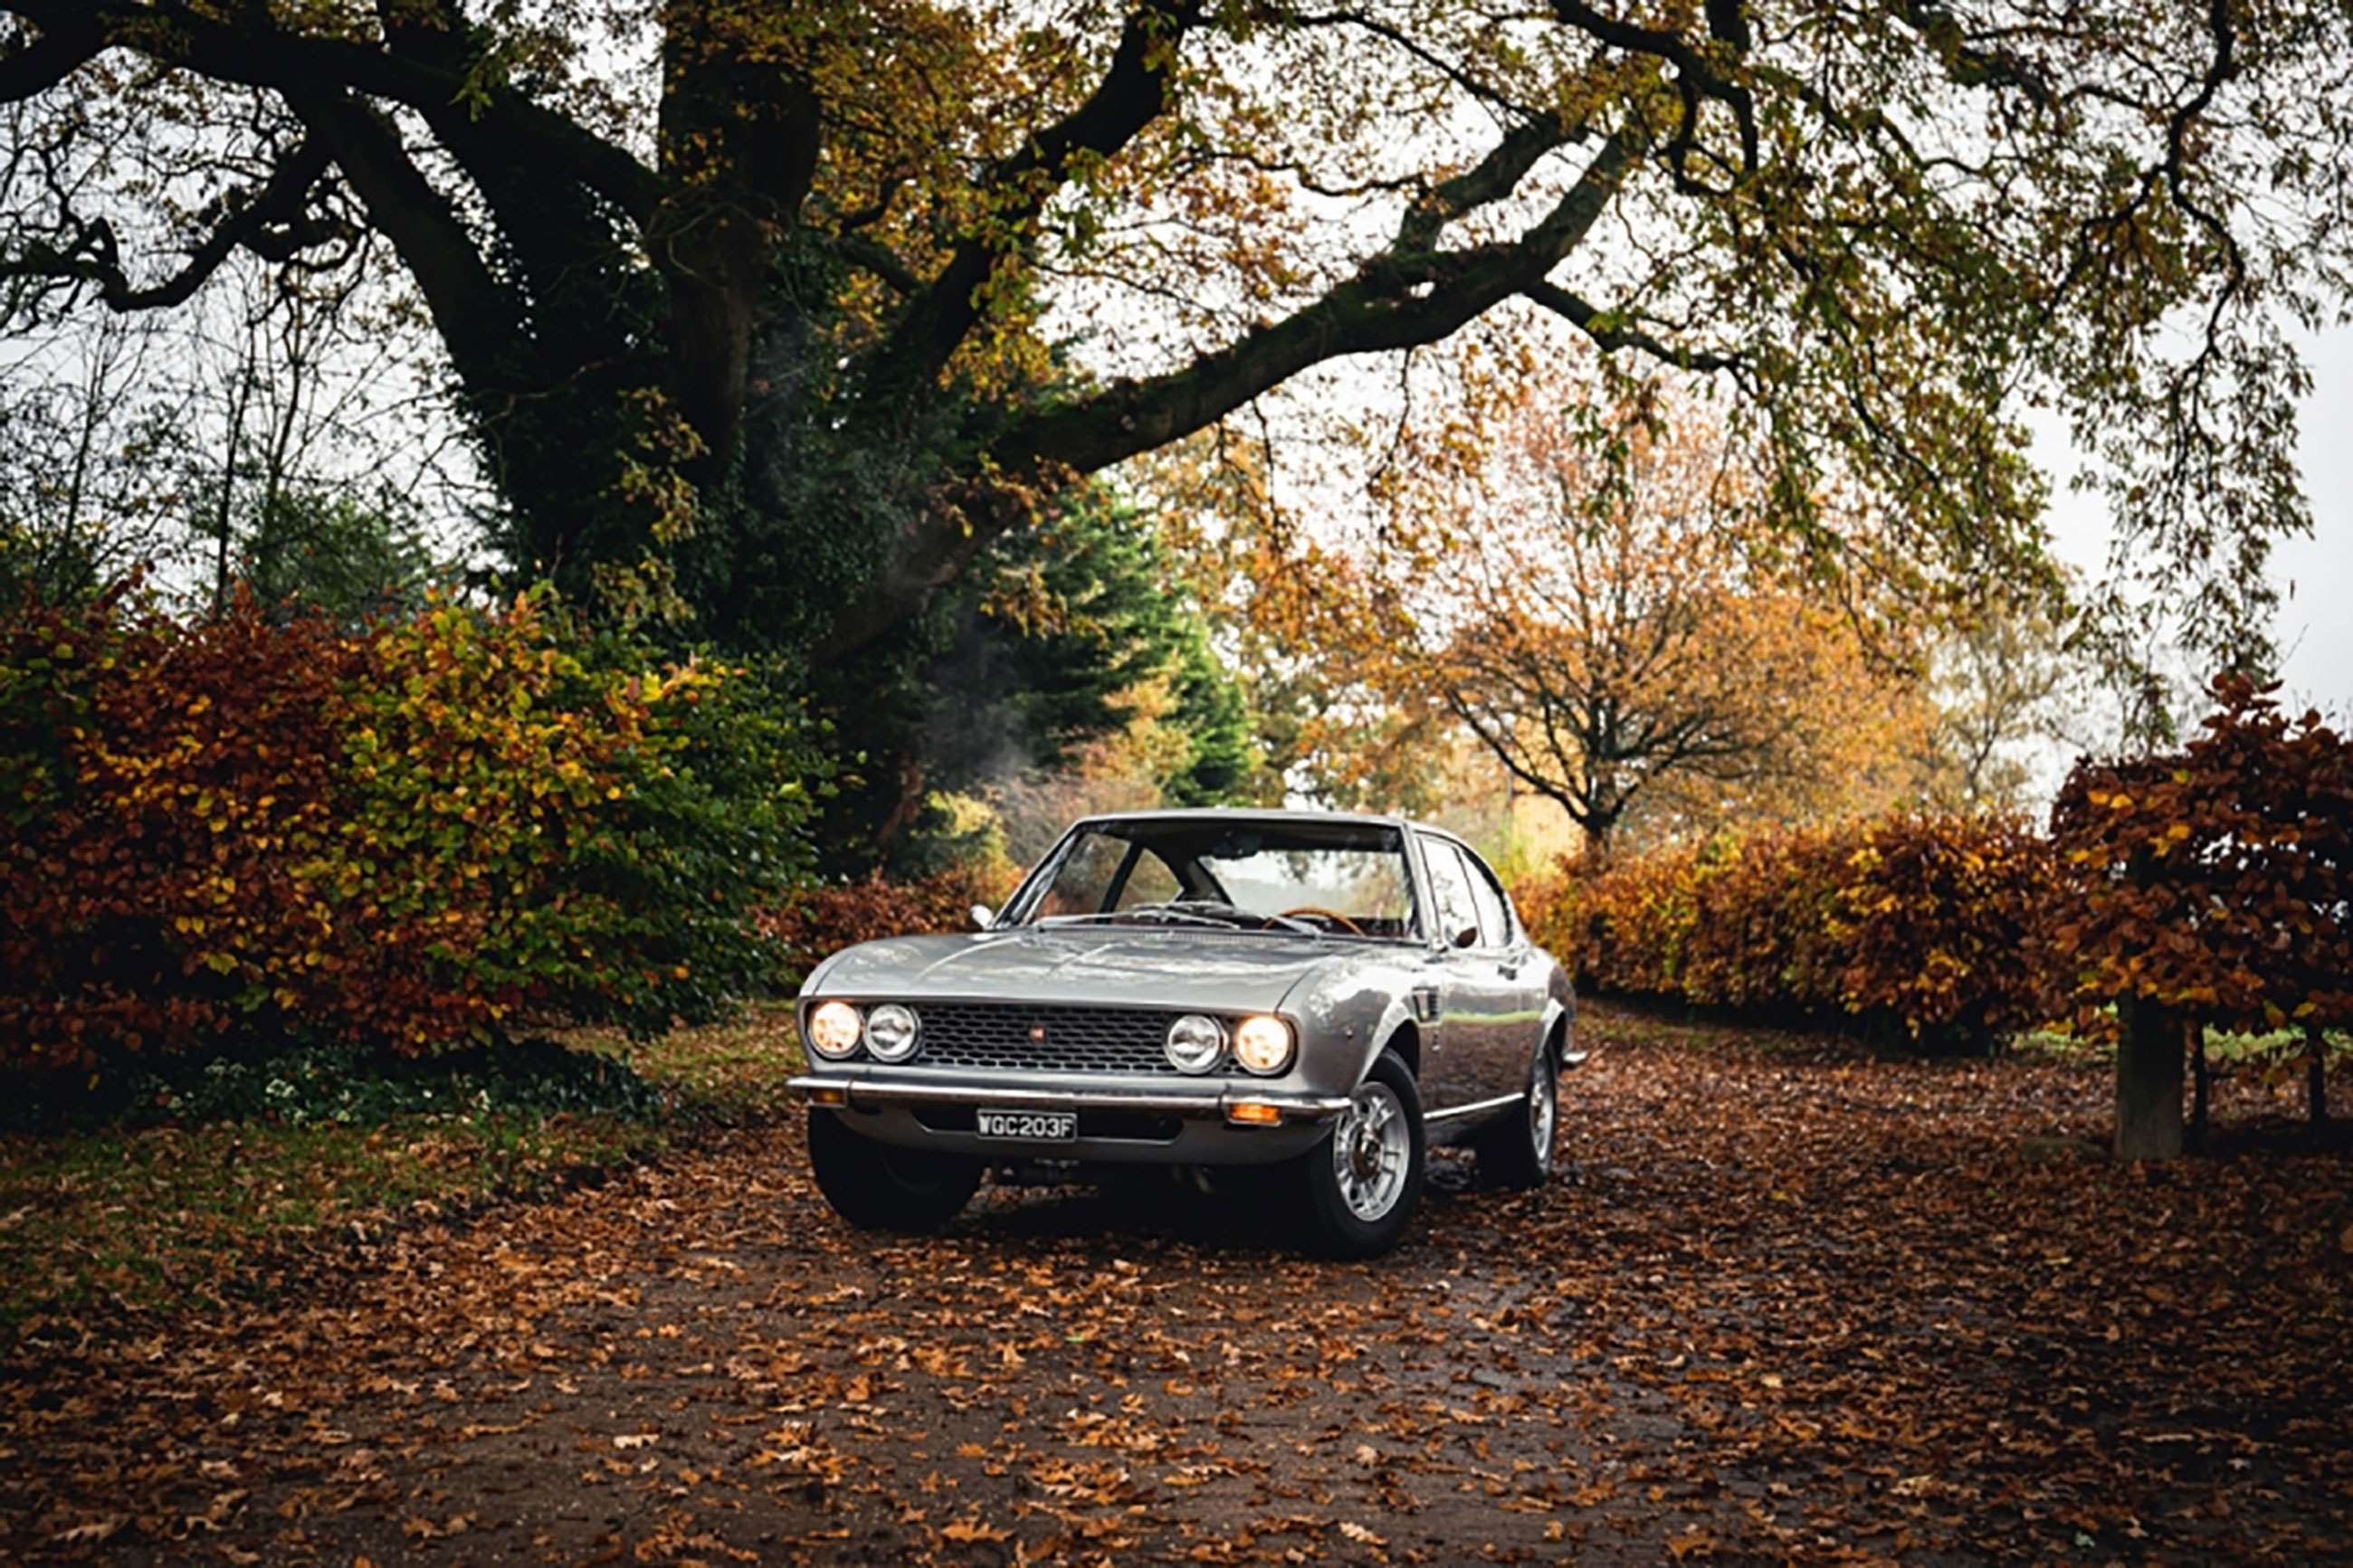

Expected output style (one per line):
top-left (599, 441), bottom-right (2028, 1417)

top-left (788, 809), bottom-right (1576, 1257)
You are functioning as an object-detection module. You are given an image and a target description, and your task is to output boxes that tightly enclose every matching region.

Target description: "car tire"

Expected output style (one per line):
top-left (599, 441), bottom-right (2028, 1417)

top-left (1475, 1035), bottom-right (1558, 1191)
top-left (1293, 1049), bottom-right (1425, 1259)
top-left (806, 1107), bottom-right (983, 1233)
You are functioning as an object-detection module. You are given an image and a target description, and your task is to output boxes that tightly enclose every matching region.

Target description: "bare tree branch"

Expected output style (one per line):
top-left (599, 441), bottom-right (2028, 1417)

top-left (1521, 280), bottom-right (1739, 373)
top-left (2, 137), bottom-right (338, 311)
top-left (4, 0), bottom-right (662, 220)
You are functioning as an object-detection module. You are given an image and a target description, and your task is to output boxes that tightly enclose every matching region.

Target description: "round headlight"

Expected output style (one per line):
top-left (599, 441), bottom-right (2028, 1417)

top-left (806, 1000), bottom-right (863, 1060)
top-left (865, 1003), bottom-right (920, 1062)
top-left (1164, 1013), bottom-right (1225, 1074)
top-left (1233, 1014), bottom-right (1295, 1075)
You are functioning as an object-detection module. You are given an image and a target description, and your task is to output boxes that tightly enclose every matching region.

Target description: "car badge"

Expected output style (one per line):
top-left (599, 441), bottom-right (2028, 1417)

top-left (1029, 1024), bottom-right (1048, 1042)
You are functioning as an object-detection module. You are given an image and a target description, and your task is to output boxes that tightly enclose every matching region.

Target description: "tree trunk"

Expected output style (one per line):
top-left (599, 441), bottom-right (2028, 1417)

top-left (2114, 993), bottom-right (2184, 1160)
top-left (2310, 1026), bottom-right (2330, 1127)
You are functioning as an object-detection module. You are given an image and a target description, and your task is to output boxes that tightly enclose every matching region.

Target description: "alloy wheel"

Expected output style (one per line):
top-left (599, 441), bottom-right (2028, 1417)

top-left (1331, 1081), bottom-right (1412, 1221)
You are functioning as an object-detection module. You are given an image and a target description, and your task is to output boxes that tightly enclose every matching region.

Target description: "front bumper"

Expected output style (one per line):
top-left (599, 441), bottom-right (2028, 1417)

top-left (786, 1071), bottom-right (1351, 1164)
top-left (787, 1073), bottom-right (1350, 1120)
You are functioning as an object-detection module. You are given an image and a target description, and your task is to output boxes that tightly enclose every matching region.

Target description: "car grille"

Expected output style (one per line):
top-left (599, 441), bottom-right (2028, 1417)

top-left (909, 1003), bottom-right (1192, 1076)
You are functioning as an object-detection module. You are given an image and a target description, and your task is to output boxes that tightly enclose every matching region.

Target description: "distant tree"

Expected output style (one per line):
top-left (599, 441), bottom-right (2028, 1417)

top-left (1918, 603), bottom-right (2088, 809)
top-left (1434, 405), bottom-right (1932, 859)
top-left (1200, 393), bottom-right (1931, 860)
top-left (826, 489), bottom-right (1262, 873)
top-left (1159, 625), bottom-right (1260, 807)
top-left (241, 489), bottom-right (440, 622)
top-left (0, 313), bottom-right (199, 601)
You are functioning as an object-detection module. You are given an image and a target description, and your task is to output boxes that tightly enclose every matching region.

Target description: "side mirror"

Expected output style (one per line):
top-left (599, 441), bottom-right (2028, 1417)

top-left (969, 904), bottom-right (996, 931)
top-left (1451, 924), bottom-right (1480, 950)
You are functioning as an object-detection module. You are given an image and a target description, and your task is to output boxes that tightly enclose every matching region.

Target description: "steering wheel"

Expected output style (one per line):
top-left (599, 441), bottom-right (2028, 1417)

top-left (1274, 906), bottom-right (1367, 937)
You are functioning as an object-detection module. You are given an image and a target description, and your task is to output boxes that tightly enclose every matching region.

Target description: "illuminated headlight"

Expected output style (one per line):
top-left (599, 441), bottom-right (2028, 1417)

top-left (1164, 1013), bottom-right (1225, 1074)
top-left (806, 1000), bottom-right (863, 1060)
top-left (865, 1003), bottom-right (920, 1062)
top-left (1233, 1015), bottom-right (1295, 1075)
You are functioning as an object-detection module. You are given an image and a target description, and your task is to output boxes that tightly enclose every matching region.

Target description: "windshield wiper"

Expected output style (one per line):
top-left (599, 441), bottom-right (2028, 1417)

top-left (1036, 908), bottom-right (1235, 930)
top-left (1035, 901), bottom-right (1324, 936)
top-left (1143, 900), bottom-right (1326, 937)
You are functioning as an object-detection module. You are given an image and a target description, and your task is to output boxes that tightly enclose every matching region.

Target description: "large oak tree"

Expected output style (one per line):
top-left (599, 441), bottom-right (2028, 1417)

top-left (4, 0), bottom-right (2346, 658)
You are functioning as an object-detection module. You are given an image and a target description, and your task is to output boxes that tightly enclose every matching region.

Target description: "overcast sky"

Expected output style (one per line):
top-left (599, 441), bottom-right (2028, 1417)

top-left (2040, 322), bottom-right (2353, 724)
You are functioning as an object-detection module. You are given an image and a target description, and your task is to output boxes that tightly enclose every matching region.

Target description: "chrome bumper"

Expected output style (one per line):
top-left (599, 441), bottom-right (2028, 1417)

top-left (787, 1074), bottom-right (1353, 1122)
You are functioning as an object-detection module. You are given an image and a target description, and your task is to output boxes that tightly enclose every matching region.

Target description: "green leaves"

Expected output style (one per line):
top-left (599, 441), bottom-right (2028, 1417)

top-left (1, 585), bottom-right (826, 1078)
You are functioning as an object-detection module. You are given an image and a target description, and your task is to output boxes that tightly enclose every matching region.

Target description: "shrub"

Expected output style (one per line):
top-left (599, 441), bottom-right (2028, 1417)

top-left (762, 860), bottom-right (1022, 981)
top-left (1827, 813), bottom-right (2057, 1043)
top-left (0, 584), bottom-right (823, 1077)
top-left (1521, 812), bottom-right (2054, 1050)
top-left (2048, 677), bottom-right (2353, 1039)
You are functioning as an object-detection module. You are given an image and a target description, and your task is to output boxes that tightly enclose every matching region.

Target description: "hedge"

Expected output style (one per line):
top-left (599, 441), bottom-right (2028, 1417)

top-left (1518, 813), bottom-right (2058, 1050)
top-left (760, 860), bottom-right (1021, 981)
top-left (1, 584), bottom-right (822, 1074)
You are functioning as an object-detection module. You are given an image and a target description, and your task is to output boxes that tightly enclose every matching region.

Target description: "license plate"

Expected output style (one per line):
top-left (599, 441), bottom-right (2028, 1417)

top-left (976, 1109), bottom-right (1076, 1141)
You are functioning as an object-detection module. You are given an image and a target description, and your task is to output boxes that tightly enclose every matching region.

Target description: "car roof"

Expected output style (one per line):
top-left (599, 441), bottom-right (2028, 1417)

top-left (1072, 805), bottom-right (1460, 841)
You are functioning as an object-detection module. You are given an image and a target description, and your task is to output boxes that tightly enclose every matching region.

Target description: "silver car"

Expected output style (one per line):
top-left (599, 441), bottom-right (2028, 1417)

top-left (788, 809), bottom-right (1577, 1257)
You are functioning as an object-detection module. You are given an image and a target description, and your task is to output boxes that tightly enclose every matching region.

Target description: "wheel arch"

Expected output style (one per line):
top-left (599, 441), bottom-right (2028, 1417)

top-left (1354, 995), bottom-right (1423, 1087)
top-left (1538, 996), bottom-right (1571, 1074)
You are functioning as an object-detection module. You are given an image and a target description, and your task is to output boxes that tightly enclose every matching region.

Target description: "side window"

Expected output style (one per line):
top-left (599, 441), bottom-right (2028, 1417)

top-left (1461, 849), bottom-right (1513, 947)
top-left (1421, 839), bottom-right (1481, 946)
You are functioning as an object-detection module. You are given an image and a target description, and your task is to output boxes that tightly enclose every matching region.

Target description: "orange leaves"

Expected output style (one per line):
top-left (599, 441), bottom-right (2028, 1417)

top-left (2049, 675), bottom-right (2353, 1042)
top-left (760, 864), bottom-right (1017, 982)
top-left (1525, 813), bottom-right (2056, 1049)
top-left (1535, 677), bottom-right (2353, 1060)
top-left (1, 586), bottom-right (816, 1076)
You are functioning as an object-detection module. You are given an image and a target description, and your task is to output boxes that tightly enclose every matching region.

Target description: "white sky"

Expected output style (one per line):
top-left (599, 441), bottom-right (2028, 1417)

top-left (2038, 321), bottom-right (2353, 724)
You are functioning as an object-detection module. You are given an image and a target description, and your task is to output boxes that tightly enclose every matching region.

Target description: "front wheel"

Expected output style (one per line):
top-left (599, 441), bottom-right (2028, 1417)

top-left (1293, 1050), bottom-right (1425, 1259)
top-left (806, 1108), bottom-right (983, 1233)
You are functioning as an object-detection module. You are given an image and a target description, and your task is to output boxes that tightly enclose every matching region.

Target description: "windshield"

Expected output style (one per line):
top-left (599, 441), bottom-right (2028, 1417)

top-left (1015, 819), bottom-right (1419, 940)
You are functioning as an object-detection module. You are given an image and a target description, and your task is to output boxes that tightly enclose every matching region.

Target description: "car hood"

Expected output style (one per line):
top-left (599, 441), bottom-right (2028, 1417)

top-left (804, 928), bottom-right (1357, 1014)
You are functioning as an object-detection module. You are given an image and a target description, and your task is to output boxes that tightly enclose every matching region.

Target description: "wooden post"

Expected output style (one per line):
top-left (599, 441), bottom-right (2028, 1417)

top-left (2186, 1017), bottom-right (2209, 1152)
top-left (2310, 1025), bottom-right (2330, 1128)
top-left (2115, 993), bottom-right (2185, 1160)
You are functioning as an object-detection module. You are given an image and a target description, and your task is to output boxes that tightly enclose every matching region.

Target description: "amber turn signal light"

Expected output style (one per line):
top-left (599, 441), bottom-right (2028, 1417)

top-left (1227, 1101), bottom-right (1282, 1126)
top-left (806, 1085), bottom-right (849, 1107)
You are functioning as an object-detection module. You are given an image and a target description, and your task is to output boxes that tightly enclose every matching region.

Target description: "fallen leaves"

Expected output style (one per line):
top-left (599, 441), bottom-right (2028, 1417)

top-left (4, 1000), bottom-right (2349, 1563)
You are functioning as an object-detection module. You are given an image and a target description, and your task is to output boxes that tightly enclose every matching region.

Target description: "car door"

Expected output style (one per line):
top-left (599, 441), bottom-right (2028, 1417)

top-left (1455, 841), bottom-right (1548, 1093)
top-left (1415, 835), bottom-right (1521, 1108)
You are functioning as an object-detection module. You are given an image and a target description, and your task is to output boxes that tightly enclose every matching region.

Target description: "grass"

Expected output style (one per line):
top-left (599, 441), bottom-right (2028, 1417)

top-left (2010, 1020), bottom-right (2352, 1069)
top-left (0, 1003), bottom-right (804, 1330)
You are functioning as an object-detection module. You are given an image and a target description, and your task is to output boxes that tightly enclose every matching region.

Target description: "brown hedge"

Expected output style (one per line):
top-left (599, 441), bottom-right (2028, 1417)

top-left (760, 861), bottom-right (1022, 982)
top-left (1519, 813), bottom-right (2058, 1050)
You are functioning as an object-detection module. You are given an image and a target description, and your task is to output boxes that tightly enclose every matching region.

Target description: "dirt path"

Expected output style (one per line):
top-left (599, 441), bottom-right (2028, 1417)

top-left (7, 1006), bottom-right (2351, 1563)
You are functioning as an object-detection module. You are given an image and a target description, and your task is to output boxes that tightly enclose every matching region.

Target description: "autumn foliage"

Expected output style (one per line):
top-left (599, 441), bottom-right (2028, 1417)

top-left (1520, 813), bottom-right (2059, 1050)
top-left (760, 861), bottom-right (1021, 982)
top-left (2046, 679), bottom-right (2352, 1034)
top-left (1521, 678), bottom-right (2353, 1098)
top-left (0, 586), bottom-right (818, 1073)
top-left (2044, 679), bottom-right (2352, 1144)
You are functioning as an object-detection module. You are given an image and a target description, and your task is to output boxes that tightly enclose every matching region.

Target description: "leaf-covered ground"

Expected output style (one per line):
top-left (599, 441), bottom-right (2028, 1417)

top-left (5, 1003), bottom-right (2349, 1563)
top-left (0, 1012), bottom-right (801, 1326)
